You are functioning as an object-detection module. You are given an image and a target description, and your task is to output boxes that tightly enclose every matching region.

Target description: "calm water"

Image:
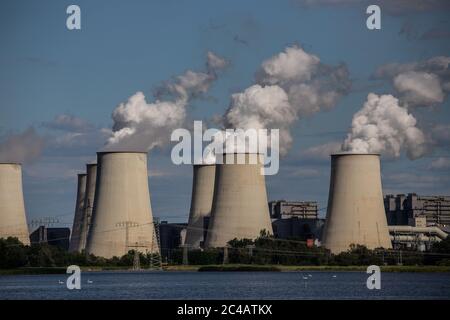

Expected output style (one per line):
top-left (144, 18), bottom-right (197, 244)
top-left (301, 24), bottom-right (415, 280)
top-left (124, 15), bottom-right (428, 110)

top-left (0, 271), bottom-right (449, 300)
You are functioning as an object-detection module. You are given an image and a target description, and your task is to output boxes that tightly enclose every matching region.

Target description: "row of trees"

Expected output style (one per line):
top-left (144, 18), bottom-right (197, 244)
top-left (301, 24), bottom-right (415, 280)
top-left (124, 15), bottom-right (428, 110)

top-left (169, 233), bottom-right (450, 266)
top-left (0, 237), bottom-right (157, 269)
top-left (1, 234), bottom-right (450, 269)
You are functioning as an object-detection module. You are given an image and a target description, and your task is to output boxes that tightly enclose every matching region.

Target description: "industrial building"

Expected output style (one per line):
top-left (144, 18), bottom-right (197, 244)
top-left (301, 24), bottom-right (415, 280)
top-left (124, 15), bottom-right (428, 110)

top-left (322, 153), bottom-right (392, 253)
top-left (159, 221), bottom-right (187, 261)
top-left (86, 151), bottom-right (160, 258)
top-left (30, 226), bottom-right (71, 250)
top-left (272, 218), bottom-right (324, 242)
top-left (385, 194), bottom-right (450, 227)
top-left (205, 153), bottom-right (273, 248)
top-left (185, 164), bottom-right (215, 248)
top-left (269, 200), bottom-right (318, 219)
top-left (0, 163), bottom-right (30, 245)
top-left (269, 200), bottom-right (323, 242)
top-left (384, 194), bottom-right (449, 250)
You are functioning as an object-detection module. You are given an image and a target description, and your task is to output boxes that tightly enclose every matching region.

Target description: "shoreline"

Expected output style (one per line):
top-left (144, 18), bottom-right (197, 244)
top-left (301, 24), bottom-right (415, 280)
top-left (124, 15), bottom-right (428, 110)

top-left (1, 264), bottom-right (450, 275)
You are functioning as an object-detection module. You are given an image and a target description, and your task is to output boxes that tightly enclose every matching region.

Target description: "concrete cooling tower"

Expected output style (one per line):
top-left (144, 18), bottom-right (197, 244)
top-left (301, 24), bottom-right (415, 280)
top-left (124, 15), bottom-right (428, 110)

top-left (185, 164), bottom-right (215, 248)
top-left (69, 173), bottom-right (87, 252)
top-left (86, 152), bottom-right (159, 258)
top-left (78, 163), bottom-right (97, 252)
top-left (0, 163), bottom-right (30, 245)
top-left (322, 153), bottom-right (392, 253)
top-left (205, 153), bottom-right (273, 248)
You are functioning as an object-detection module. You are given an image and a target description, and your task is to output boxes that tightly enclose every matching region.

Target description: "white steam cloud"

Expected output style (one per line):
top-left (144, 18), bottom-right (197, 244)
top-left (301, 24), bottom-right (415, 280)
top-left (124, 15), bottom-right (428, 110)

top-left (342, 93), bottom-right (427, 159)
top-left (0, 128), bottom-right (45, 164)
top-left (105, 51), bottom-right (227, 151)
top-left (373, 56), bottom-right (450, 107)
top-left (223, 45), bottom-right (350, 155)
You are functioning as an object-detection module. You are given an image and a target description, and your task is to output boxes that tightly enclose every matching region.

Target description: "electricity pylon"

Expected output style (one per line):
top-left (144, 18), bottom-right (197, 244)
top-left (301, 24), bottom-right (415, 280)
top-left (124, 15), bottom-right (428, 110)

top-left (149, 218), bottom-right (162, 271)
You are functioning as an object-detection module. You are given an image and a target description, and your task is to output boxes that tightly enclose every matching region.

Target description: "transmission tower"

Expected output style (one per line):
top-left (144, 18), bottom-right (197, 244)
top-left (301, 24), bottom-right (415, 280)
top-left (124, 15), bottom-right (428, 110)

top-left (29, 217), bottom-right (60, 229)
top-left (128, 242), bottom-right (147, 271)
top-left (149, 218), bottom-right (162, 271)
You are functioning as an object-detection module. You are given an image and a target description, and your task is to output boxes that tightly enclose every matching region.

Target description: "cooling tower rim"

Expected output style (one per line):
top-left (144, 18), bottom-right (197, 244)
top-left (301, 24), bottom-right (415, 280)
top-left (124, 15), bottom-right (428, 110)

top-left (96, 151), bottom-right (148, 155)
top-left (78, 173), bottom-right (87, 177)
top-left (215, 152), bottom-right (264, 155)
top-left (0, 162), bottom-right (22, 165)
top-left (86, 162), bottom-right (97, 167)
top-left (193, 163), bottom-right (216, 167)
top-left (331, 152), bottom-right (380, 157)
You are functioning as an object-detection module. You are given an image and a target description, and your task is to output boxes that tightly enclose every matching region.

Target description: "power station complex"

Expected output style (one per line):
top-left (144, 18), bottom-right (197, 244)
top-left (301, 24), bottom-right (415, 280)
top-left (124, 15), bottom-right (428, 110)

top-left (0, 152), bottom-right (448, 259)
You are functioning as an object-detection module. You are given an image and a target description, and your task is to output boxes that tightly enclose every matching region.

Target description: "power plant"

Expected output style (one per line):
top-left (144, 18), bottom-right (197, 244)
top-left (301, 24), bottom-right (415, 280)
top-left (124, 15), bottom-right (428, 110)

top-left (78, 163), bottom-right (97, 251)
top-left (205, 153), bottom-right (273, 248)
top-left (69, 173), bottom-right (87, 252)
top-left (85, 152), bottom-right (159, 258)
top-left (185, 164), bottom-right (216, 248)
top-left (0, 163), bottom-right (30, 245)
top-left (322, 153), bottom-right (392, 253)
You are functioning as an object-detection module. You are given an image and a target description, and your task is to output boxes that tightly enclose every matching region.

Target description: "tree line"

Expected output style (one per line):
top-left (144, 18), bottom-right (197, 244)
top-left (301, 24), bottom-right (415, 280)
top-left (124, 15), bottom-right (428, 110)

top-left (1, 234), bottom-right (450, 269)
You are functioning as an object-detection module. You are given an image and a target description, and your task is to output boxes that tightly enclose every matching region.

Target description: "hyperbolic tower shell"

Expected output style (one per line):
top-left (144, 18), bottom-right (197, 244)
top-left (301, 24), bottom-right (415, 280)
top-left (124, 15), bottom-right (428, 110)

top-left (185, 164), bottom-right (215, 248)
top-left (69, 173), bottom-right (87, 252)
top-left (0, 163), bottom-right (30, 245)
top-left (78, 163), bottom-right (97, 251)
top-left (86, 152), bottom-right (159, 258)
top-left (322, 153), bottom-right (392, 253)
top-left (205, 153), bottom-right (273, 248)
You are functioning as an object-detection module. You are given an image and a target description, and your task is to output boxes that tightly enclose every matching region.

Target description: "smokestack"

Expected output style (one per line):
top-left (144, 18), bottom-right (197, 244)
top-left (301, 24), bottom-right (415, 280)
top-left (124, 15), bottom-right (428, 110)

top-left (0, 163), bottom-right (30, 245)
top-left (69, 173), bottom-right (87, 252)
top-left (185, 164), bottom-right (215, 248)
top-left (205, 153), bottom-right (273, 248)
top-left (78, 163), bottom-right (97, 251)
top-left (86, 152), bottom-right (159, 258)
top-left (322, 153), bottom-right (392, 253)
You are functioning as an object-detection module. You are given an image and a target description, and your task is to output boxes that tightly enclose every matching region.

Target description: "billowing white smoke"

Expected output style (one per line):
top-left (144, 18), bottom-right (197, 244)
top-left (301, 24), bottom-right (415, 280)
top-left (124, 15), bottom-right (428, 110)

top-left (342, 93), bottom-right (427, 159)
top-left (223, 45), bottom-right (350, 155)
top-left (0, 127), bottom-right (45, 164)
top-left (105, 51), bottom-right (227, 151)
top-left (373, 56), bottom-right (450, 107)
top-left (393, 71), bottom-right (444, 106)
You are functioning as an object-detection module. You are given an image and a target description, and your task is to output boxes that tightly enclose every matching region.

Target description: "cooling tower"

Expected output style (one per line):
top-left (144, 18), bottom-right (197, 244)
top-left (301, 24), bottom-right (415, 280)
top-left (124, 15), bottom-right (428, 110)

top-left (78, 163), bottom-right (97, 251)
top-left (0, 163), bottom-right (30, 245)
top-left (204, 153), bottom-right (273, 248)
top-left (185, 164), bottom-right (215, 248)
top-left (322, 153), bottom-right (392, 253)
top-left (69, 173), bottom-right (87, 252)
top-left (85, 152), bottom-right (159, 258)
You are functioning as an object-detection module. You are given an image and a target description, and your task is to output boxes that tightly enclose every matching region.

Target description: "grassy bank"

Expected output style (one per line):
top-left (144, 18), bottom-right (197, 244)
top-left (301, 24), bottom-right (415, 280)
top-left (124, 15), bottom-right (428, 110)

top-left (198, 265), bottom-right (281, 272)
top-left (0, 267), bottom-right (67, 275)
top-left (2, 264), bottom-right (450, 275)
top-left (166, 264), bottom-right (450, 273)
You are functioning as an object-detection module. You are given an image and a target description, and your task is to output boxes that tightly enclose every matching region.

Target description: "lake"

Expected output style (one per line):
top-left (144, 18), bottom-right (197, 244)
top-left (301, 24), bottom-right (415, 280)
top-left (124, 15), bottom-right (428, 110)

top-left (0, 271), bottom-right (449, 299)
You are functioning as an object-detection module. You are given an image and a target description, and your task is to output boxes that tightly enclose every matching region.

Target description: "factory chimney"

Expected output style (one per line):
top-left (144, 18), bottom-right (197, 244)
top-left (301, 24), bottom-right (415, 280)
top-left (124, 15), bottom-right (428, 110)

top-left (86, 152), bottom-right (159, 258)
top-left (185, 164), bottom-right (215, 248)
top-left (0, 163), bottom-right (30, 245)
top-left (205, 153), bottom-right (273, 248)
top-left (322, 153), bottom-right (392, 253)
top-left (69, 173), bottom-right (87, 252)
top-left (78, 163), bottom-right (97, 252)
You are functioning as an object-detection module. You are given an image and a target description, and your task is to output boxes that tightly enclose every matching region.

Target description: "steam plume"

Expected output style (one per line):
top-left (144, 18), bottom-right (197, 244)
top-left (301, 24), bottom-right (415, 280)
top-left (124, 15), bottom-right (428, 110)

top-left (373, 56), bottom-right (450, 107)
top-left (342, 93), bottom-right (427, 159)
top-left (0, 127), bottom-right (45, 164)
top-left (223, 45), bottom-right (350, 155)
top-left (105, 51), bottom-right (228, 151)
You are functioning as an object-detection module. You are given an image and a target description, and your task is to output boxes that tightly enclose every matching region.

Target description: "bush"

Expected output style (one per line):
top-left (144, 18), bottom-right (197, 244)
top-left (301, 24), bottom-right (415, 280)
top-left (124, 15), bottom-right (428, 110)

top-left (0, 237), bottom-right (28, 269)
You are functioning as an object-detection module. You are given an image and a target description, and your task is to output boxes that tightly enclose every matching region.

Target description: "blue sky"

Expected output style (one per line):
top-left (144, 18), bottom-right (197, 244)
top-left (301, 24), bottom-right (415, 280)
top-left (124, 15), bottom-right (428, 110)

top-left (0, 0), bottom-right (449, 227)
